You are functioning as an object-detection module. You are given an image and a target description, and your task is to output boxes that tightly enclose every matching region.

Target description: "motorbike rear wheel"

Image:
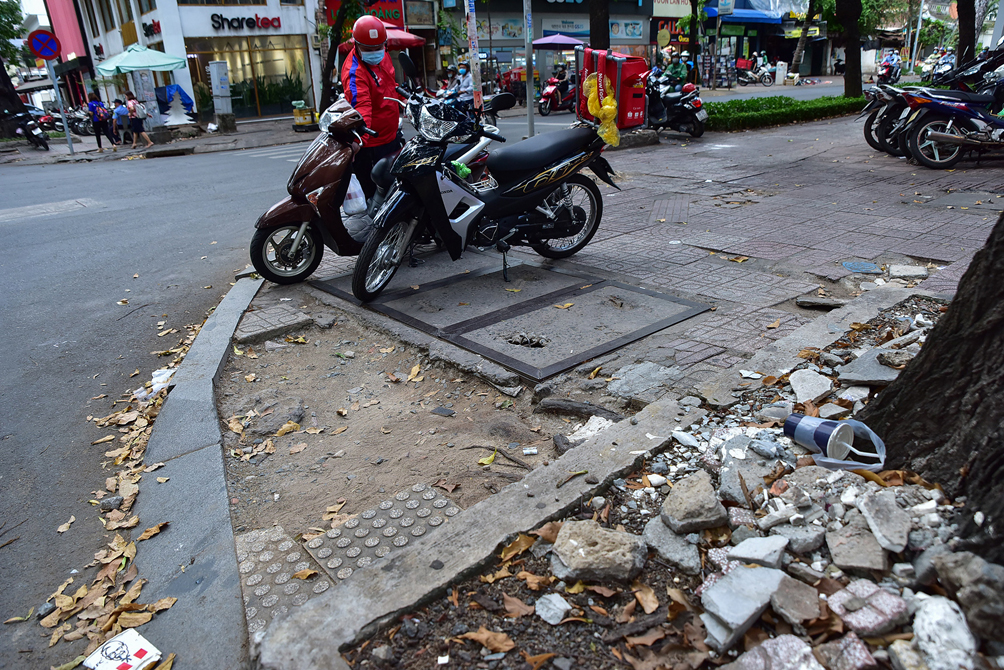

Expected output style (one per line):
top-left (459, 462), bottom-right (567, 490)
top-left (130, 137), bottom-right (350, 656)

top-left (863, 110), bottom-right (883, 151)
top-left (761, 74), bottom-right (774, 87)
top-left (532, 175), bottom-right (602, 259)
top-left (250, 224), bottom-right (323, 284)
top-left (876, 112), bottom-right (905, 156)
top-left (538, 100), bottom-right (552, 116)
top-left (352, 216), bottom-right (416, 302)
top-left (738, 76), bottom-right (749, 86)
top-left (689, 119), bottom-right (705, 138)
top-left (909, 117), bottom-right (965, 170)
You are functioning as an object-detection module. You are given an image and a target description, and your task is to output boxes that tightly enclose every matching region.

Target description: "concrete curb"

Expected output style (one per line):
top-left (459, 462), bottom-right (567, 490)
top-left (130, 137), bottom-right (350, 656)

top-left (130, 276), bottom-right (263, 668)
top-left (256, 397), bottom-right (706, 669)
top-left (695, 286), bottom-right (950, 407)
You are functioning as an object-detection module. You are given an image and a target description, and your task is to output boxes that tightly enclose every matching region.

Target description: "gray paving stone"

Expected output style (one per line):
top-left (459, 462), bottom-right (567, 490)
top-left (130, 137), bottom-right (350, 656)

top-left (857, 489), bottom-right (911, 553)
top-left (770, 523), bottom-right (826, 555)
top-left (827, 524), bottom-right (888, 572)
top-left (660, 470), bottom-right (728, 533)
top-left (770, 574), bottom-right (821, 624)
top-left (642, 517), bottom-right (701, 575)
top-left (721, 634), bottom-right (825, 670)
top-left (701, 566), bottom-right (787, 650)
top-left (235, 304), bottom-right (314, 343)
top-left (829, 579), bottom-right (910, 635)
top-left (838, 348), bottom-right (902, 386)
top-left (728, 536), bottom-right (789, 569)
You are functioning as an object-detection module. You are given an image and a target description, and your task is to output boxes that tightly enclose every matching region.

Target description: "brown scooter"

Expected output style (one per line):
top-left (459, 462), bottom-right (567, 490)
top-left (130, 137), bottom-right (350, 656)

top-left (250, 98), bottom-right (379, 284)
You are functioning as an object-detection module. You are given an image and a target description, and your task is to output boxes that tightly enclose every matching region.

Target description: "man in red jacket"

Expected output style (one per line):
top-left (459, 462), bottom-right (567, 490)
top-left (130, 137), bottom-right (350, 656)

top-left (341, 15), bottom-right (402, 199)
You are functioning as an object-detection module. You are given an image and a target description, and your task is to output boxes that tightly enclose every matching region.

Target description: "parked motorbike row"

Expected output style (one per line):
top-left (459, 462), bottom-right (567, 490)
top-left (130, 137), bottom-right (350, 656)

top-left (36, 106), bottom-right (93, 135)
top-left (250, 53), bottom-right (618, 301)
top-left (861, 37), bottom-right (1004, 169)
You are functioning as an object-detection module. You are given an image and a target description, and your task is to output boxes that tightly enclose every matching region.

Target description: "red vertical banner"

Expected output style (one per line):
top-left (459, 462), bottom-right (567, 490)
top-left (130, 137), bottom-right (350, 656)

top-left (464, 0), bottom-right (482, 110)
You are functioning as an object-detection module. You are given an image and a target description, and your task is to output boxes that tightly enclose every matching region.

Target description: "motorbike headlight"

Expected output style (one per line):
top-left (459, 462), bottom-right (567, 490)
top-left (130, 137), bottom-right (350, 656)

top-left (318, 109), bottom-right (338, 133)
top-left (418, 105), bottom-right (458, 142)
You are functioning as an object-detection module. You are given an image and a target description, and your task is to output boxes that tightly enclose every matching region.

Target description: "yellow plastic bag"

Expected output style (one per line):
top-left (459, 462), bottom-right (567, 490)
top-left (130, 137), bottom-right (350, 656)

top-left (583, 73), bottom-right (620, 147)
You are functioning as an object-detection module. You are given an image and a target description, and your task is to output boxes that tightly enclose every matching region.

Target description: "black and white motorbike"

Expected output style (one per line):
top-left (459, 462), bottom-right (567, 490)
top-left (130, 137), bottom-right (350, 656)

top-left (645, 72), bottom-right (707, 137)
top-left (8, 110), bottom-right (49, 150)
top-left (350, 54), bottom-right (617, 302)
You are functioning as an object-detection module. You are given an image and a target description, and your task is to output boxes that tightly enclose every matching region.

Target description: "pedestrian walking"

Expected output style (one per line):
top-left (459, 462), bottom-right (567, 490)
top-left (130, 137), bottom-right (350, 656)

top-left (112, 98), bottom-right (131, 145)
top-left (125, 91), bottom-right (155, 150)
top-left (87, 92), bottom-right (117, 153)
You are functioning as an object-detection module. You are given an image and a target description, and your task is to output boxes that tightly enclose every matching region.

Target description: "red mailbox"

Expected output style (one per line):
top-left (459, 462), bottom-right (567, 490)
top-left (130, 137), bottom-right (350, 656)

top-left (577, 47), bottom-right (649, 129)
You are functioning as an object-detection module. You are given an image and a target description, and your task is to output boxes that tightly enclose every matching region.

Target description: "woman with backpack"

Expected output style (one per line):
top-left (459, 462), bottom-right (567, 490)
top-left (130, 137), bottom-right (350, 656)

top-left (125, 91), bottom-right (154, 150)
top-left (87, 92), bottom-right (118, 153)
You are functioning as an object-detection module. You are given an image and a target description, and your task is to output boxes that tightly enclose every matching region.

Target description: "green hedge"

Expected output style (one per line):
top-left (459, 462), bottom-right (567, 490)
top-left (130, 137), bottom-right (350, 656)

top-left (704, 95), bottom-right (867, 131)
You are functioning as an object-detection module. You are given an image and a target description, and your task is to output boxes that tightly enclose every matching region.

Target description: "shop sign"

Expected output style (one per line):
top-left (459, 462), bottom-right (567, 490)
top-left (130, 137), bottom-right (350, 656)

top-left (476, 18), bottom-right (523, 41)
top-left (721, 24), bottom-right (744, 36)
top-left (545, 0), bottom-right (585, 4)
top-left (653, 0), bottom-right (690, 18)
top-left (211, 13), bottom-right (281, 29)
top-left (405, 0), bottom-right (434, 26)
top-left (782, 25), bottom-right (820, 38)
top-left (718, 0), bottom-right (734, 15)
top-left (610, 19), bottom-right (644, 40)
top-left (542, 18), bottom-right (643, 40)
top-left (649, 18), bottom-right (685, 43)
top-left (326, 0), bottom-right (404, 28)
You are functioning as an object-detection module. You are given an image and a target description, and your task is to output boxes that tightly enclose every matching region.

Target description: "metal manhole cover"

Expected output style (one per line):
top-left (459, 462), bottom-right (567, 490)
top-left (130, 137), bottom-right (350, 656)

top-left (305, 483), bottom-right (459, 584)
top-left (312, 252), bottom-right (708, 381)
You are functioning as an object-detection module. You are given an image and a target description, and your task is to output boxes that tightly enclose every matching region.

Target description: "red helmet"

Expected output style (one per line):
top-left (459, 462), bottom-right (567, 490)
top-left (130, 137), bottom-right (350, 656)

top-left (352, 15), bottom-right (386, 47)
top-left (682, 83), bottom-right (697, 94)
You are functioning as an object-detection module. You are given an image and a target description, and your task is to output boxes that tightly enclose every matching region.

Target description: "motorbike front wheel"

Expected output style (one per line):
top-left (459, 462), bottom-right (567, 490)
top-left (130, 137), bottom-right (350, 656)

top-left (876, 112), bottom-right (906, 156)
top-left (538, 100), bottom-right (552, 116)
top-left (351, 216), bottom-right (416, 302)
top-left (761, 74), bottom-right (774, 87)
top-left (909, 117), bottom-right (965, 170)
top-left (863, 110), bottom-right (883, 151)
top-left (250, 224), bottom-right (323, 284)
top-left (532, 174), bottom-right (602, 259)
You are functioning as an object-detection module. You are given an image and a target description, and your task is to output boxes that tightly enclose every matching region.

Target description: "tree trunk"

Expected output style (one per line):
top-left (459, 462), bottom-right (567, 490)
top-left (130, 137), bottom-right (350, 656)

top-left (790, 0), bottom-right (816, 73)
top-left (858, 212), bottom-right (1004, 563)
top-left (957, 0), bottom-right (977, 63)
top-left (0, 56), bottom-right (29, 139)
top-left (589, 0), bottom-right (610, 50)
top-left (319, 2), bottom-right (352, 113)
top-left (688, 0), bottom-right (701, 84)
top-left (835, 0), bottom-right (862, 98)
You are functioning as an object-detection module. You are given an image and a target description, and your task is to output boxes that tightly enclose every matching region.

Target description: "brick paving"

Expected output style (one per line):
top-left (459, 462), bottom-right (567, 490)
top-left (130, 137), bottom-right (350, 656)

top-left (302, 115), bottom-right (1001, 397)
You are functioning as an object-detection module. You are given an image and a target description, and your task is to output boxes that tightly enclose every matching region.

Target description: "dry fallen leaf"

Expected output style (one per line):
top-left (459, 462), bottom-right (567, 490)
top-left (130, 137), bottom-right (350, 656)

top-left (3, 607), bottom-right (33, 624)
top-left (522, 652), bottom-right (557, 670)
top-left (766, 318), bottom-right (781, 329)
top-left (118, 611), bottom-right (153, 628)
top-left (289, 443), bottom-right (307, 454)
top-left (156, 477), bottom-right (170, 484)
top-left (293, 569), bottom-right (318, 580)
top-left (459, 626), bottom-right (515, 653)
top-left (151, 653), bottom-right (176, 670)
top-left (530, 521), bottom-right (563, 544)
top-left (500, 534), bottom-right (536, 561)
top-left (245, 373), bottom-right (257, 383)
top-left (516, 571), bottom-right (552, 591)
top-left (148, 597), bottom-right (177, 613)
top-left (227, 416), bottom-right (245, 435)
top-left (588, 366), bottom-right (602, 380)
top-left (285, 336), bottom-right (308, 344)
top-left (565, 581), bottom-right (586, 594)
top-left (480, 565), bottom-right (512, 584)
top-left (57, 516), bottom-right (75, 533)
top-left (305, 427), bottom-right (323, 434)
top-left (137, 522), bottom-right (169, 541)
top-left (478, 449), bottom-right (497, 466)
top-left (586, 584), bottom-right (619, 598)
top-left (729, 255), bottom-right (750, 263)
top-left (276, 421), bottom-right (300, 437)
top-left (554, 303), bottom-right (574, 309)
top-left (332, 426), bottom-right (348, 435)
top-left (632, 580), bottom-right (659, 614)
top-left (407, 364), bottom-right (421, 382)
top-left (505, 288), bottom-right (522, 293)
top-left (502, 593), bottom-right (534, 618)
top-left (91, 435), bottom-right (116, 445)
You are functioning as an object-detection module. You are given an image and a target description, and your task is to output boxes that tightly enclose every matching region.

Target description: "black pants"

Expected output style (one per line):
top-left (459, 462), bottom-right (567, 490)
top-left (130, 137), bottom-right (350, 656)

top-left (352, 138), bottom-right (402, 201)
top-left (94, 119), bottom-right (116, 149)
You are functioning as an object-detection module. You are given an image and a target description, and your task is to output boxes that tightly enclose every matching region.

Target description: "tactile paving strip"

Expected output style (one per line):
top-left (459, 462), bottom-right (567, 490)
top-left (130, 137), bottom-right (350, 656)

top-left (304, 483), bottom-right (461, 583)
top-left (235, 526), bottom-right (332, 635)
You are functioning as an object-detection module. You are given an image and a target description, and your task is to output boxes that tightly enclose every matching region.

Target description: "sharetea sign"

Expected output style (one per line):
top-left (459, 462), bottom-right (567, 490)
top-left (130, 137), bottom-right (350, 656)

top-left (212, 13), bottom-right (281, 29)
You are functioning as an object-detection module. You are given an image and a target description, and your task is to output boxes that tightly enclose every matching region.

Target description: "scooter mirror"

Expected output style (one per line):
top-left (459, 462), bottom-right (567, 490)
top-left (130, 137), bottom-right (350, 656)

top-left (398, 53), bottom-right (419, 79)
top-left (486, 92), bottom-right (516, 112)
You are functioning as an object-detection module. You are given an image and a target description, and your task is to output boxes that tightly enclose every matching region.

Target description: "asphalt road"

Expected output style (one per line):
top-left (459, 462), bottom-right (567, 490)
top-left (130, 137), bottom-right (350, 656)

top-left (0, 151), bottom-right (291, 666)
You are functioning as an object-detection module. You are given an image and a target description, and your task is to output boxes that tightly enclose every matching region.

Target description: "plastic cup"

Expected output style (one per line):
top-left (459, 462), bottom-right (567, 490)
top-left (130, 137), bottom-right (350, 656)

top-left (783, 413), bottom-right (856, 459)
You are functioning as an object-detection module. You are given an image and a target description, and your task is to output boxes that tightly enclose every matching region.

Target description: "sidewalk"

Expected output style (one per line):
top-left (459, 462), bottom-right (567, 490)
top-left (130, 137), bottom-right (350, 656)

top-left (0, 117), bottom-right (315, 166)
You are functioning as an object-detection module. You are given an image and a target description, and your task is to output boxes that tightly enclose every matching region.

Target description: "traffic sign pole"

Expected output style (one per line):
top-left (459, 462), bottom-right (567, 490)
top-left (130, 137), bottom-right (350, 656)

top-left (45, 60), bottom-right (73, 156)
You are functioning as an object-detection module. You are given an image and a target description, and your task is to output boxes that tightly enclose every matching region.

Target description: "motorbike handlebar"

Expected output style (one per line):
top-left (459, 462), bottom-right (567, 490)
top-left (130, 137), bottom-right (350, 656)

top-left (481, 129), bottom-right (506, 143)
top-left (396, 85), bottom-right (411, 98)
top-left (362, 126), bottom-right (378, 137)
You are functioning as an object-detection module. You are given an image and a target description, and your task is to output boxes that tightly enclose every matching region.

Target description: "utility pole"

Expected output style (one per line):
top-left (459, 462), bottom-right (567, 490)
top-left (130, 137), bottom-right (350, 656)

top-left (523, 0), bottom-right (534, 137)
top-left (911, 0), bottom-right (925, 73)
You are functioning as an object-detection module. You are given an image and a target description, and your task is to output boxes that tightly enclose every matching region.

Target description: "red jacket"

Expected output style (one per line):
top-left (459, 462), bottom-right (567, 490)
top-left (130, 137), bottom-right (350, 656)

top-left (341, 50), bottom-right (400, 148)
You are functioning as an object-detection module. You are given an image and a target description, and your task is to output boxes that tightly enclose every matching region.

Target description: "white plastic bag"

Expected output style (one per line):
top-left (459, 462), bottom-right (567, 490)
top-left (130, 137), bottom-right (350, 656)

top-left (344, 211), bottom-right (373, 243)
top-left (343, 174), bottom-right (367, 215)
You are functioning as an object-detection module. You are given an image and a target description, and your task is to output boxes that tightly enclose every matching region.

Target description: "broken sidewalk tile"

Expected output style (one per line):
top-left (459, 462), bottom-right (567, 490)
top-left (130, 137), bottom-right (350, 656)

top-left (727, 536), bottom-right (789, 569)
top-left (838, 349), bottom-right (902, 386)
top-left (770, 523), bottom-right (826, 555)
top-left (913, 595), bottom-right (976, 670)
top-left (770, 574), bottom-right (821, 624)
top-left (842, 261), bottom-right (883, 275)
top-left (642, 517), bottom-right (701, 575)
top-left (814, 632), bottom-right (878, 670)
top-left (700, 566), bottom-right (787, 651)
top-left (550, 519), bottom-right (646, 582)
top-left (888, 265), bottom-right (929, 279)
top-left (721, 634), bottom-right (825, 670)
top-left (826, 523), bottom-right (888, 573)
top-left (535, 593), bottom-right (571, 626)
top-left (856, 489), bottom-right (911, 553)
top-left (659, 470), bottom-right (728, 533)
top-left (788, 369), bottom-right (833, 404)
top-left (431, 406), bottom-right (456, 417)
top-left (889, 639), bottom-right (931, 670)
top-left (828, 579), bottom-right (910, 636)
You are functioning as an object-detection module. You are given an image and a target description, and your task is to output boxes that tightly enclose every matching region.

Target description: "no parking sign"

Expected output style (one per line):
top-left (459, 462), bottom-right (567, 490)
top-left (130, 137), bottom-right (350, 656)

top-left (27, 30), bottom-right (61, 61)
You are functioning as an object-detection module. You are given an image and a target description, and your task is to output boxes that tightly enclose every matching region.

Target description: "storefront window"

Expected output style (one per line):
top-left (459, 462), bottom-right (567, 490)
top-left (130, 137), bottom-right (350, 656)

top-left (82, 0), bottom-right (99, 37)
top-left (178, 0), bottom-right (265, 6)
top-left (139, 0), bottom-right (157, 13)
top-left (185, 35), bottom-right (313, 119)
top-left (116, 0), bottom-right (133, 22)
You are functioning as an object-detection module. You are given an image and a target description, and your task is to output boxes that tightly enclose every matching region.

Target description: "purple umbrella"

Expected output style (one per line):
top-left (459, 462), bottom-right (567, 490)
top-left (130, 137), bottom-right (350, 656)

top-left (533, 34), bottom-right (585, 50)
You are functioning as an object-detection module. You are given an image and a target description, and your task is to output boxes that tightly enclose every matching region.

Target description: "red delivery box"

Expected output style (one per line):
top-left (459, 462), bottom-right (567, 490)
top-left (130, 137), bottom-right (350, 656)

top-left (577, 47), bottom-right (648, 129)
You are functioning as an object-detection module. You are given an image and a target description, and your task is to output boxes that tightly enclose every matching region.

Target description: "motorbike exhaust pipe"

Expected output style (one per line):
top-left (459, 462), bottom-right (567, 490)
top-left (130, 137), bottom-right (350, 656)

top-left (926, 131), bottom-right (982, 146)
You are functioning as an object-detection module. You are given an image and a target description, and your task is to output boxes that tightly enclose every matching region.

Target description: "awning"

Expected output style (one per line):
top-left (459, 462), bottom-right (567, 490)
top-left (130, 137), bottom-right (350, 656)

top-left (95, 43), bottom-right (186, 76)
top-left (706, 7), bottom-right (783, 23)
top-left (15, 78), bottom-right (54, 92)
top-left (54, 56), bottom-right (92, 76)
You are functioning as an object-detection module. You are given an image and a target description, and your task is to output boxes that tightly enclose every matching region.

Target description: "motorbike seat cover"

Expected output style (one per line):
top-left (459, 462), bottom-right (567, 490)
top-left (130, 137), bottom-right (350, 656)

top-left (662, 92), bottom-right (684, 103)
top-left (443, 142), bottom-right (476, 161)
top-left (929, 89), bottom-right (996, 104)
top-left (487, 127), bottom-right (596, 183)
top-left (371, 153), bottom-right (398, 190)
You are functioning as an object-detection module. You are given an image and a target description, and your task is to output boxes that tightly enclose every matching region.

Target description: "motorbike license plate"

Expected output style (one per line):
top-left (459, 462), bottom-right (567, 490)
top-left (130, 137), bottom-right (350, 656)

top-left (696, 109), bottom-right (709, 121)
top-left (32, 128), bottom-right (43, 136)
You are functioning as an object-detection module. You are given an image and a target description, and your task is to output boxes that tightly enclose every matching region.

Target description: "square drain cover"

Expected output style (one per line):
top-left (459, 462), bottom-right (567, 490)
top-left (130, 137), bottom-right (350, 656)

top-left (313, 253), bottom-right (708, 381)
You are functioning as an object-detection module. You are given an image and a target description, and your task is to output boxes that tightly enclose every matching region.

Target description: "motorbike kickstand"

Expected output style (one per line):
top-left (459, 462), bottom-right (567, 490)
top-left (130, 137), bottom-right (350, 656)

top-left (496, 240), bottom-right (511, 282)
top-left (408, 242), bottom-right (425, 268)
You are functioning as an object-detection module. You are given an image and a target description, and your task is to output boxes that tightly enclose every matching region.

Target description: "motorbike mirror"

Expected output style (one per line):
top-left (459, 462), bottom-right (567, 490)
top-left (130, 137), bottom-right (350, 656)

top-left (998, 34), bottom-right (1004, 49)
top-left (485, 92), bottom-right (516, 112)
top-left (398, 52), bottom-right (419, 79)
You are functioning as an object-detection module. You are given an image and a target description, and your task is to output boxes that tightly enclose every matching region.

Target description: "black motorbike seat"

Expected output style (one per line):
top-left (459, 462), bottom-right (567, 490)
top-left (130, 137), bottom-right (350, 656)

top-left (371, 153), bottom-right (399, 190)
top-left (662, 92), bottom-right (684, 103)
top-left (928, 89), bottom-right (996, 105)
top-left (488, 127), bottom-right (596, 184)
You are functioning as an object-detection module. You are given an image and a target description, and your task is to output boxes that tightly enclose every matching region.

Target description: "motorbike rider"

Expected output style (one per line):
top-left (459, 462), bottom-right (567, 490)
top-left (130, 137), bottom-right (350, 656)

top-left (666, 53), bottom-right (688, 91)
top-left (555, 62), bottom-right (569, 97)
top-left (455, 62), bottom-right (475, 108)
top-left (341, 15), bottom-right (403, 200)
